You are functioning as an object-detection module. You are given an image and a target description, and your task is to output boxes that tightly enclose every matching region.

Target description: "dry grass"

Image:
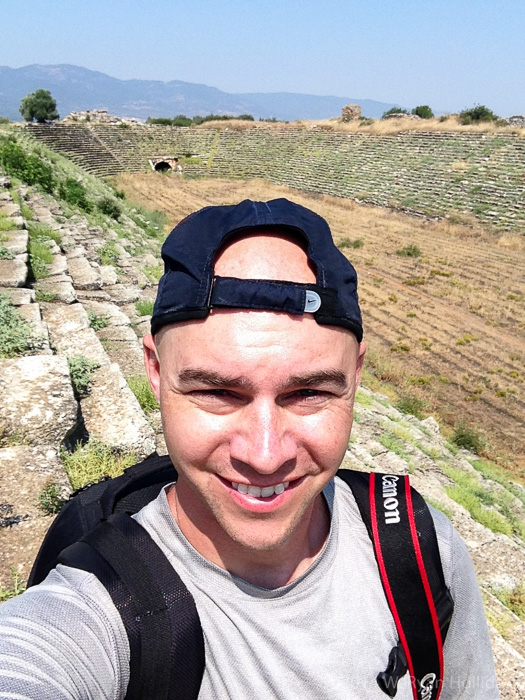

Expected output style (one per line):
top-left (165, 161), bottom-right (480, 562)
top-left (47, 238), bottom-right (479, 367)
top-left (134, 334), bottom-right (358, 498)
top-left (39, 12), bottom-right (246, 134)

top-left (195, 116), bottom-right (525, 137)
top-left (114, 173), bottom-right (525, 477)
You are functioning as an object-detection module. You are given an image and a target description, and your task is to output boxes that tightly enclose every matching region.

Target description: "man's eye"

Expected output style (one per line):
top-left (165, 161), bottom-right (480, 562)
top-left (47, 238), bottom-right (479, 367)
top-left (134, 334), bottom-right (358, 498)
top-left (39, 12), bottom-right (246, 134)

top-left (295, 389), bottom-right (323, 399)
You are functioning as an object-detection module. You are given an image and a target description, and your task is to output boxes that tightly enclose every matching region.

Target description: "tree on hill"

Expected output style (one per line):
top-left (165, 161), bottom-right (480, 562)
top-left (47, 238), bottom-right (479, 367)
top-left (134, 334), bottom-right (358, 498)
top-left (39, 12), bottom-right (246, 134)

top-left (459, 105), bottom-right (498, 125)
top-left (19, 89), bottom-right (59, 123)
top-left (412, 105), bottom-right (434, 119)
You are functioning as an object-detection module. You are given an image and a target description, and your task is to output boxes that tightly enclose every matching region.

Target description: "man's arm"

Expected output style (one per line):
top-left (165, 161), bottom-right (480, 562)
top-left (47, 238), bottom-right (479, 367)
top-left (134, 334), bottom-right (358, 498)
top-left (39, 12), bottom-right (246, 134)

top-left (431, 508), bottom-right (500, 700)
top-left (0, 565), bottom-right (130, 700)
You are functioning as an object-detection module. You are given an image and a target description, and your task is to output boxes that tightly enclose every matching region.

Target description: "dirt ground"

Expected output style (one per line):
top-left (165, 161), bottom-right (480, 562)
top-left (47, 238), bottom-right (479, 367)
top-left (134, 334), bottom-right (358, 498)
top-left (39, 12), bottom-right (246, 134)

top-left (114, 174), bottom-right (525, 476)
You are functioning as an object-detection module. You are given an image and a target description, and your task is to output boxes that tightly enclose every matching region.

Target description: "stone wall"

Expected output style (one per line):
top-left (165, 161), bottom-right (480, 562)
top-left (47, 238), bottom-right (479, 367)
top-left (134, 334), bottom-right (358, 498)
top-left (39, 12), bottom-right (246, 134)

top-left (27, 124), bottom-right (525, 231)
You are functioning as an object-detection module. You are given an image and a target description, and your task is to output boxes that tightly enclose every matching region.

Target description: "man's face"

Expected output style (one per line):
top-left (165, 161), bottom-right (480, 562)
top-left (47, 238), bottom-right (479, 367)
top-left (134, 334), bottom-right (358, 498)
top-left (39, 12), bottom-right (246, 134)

top-left (144, 233), bottom-right (365, 562)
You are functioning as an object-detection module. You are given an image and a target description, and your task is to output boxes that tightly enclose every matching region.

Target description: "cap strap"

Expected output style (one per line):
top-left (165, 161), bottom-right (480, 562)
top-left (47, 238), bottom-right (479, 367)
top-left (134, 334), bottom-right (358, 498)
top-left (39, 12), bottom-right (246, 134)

top-left (210, 276), bottom-right (322, 315)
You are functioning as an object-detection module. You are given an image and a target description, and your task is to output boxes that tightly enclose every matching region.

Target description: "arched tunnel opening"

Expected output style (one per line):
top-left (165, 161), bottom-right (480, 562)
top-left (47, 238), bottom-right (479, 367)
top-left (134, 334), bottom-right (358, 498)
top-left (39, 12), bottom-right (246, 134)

top-left (154, 161), bottom-right (172, 172)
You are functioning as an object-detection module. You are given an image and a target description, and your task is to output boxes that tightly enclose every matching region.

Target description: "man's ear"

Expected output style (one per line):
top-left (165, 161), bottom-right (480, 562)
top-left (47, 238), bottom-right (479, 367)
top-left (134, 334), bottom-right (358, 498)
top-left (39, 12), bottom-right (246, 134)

top-left (143, 334), bottom-right (161, 403)
top-left (355, 341), bottom-right (366, 387)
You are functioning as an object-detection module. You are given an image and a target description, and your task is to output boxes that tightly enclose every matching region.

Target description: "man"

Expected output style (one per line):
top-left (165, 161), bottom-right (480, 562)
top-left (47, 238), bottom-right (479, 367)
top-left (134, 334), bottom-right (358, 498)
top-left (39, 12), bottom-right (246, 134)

top-left (0, 199), bottom-right (498, 699)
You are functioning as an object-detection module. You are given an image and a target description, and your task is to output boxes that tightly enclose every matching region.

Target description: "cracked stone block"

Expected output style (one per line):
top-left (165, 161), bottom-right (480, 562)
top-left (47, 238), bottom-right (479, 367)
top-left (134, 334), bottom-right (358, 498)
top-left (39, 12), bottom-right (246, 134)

top-left (76, 289), bottom-right (111, 301)
top-left (65, 245), bottom-right (88, 260)
top-left (82, 363), bottom-right (156, 459)
top-left (106, 285), bottom-right (141, 305)
top-left (67, 256), bottom-right (102, 289)
top-left (81, 299), bottom-right (131, 326)
top-left (0, 445), bottom-right (71, 587)
top-left (35, 277), bottom-right (77, 304)
top-left (43, 305), bottom-right (110, 367)
top-left (3, 288), bottom-right (35, 306)
top-left (100, 265), bottom-right (119, 285)
top-left (17, 304), bottom-right (51, 354)
top-left (47, 254), bottom-right (69, 277)
top-left (0, 258), bottom-right (27, 287)
top-left (132, 317), bottom-right (152, 338)
top-left (0, 202), bottom-right (21, 218)
top-left (2, 230), bottom-right (28, 255)
top-left (0, 355), bottom-right (78, 446)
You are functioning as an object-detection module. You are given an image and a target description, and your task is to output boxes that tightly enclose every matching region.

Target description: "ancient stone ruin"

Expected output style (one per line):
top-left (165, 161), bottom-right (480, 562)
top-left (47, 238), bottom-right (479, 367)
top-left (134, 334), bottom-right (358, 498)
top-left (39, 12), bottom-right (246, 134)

top-left (341, 104), bottom-right (361, 121)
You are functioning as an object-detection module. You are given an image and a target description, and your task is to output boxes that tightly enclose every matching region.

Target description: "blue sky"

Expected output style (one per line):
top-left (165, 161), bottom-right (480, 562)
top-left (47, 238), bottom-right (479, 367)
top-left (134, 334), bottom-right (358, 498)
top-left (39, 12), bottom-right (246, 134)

top-left (2, 0), bottom-right (524, 116)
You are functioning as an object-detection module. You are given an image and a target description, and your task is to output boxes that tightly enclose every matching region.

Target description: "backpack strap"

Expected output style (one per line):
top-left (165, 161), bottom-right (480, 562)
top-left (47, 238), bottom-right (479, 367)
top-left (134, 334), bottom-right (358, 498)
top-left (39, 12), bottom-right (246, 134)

top-left (336, 469), bottom-right (454, 700)
top-left (58, 513), bottom-right (205, 700)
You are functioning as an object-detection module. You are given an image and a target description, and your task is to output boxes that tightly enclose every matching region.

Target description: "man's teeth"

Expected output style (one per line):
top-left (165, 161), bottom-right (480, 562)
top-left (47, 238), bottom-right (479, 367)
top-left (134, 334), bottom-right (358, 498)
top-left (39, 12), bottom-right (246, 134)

top-left (231, 481), bottom-right (290, 497)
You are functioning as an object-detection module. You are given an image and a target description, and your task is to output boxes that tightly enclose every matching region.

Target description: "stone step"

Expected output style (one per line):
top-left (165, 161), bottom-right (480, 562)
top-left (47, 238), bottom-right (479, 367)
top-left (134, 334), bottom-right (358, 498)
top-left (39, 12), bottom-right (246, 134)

top-left (0, 355), bottom-right (78, 447)
top-left (0, 445), bottom-right (72, 588)
top-left (34, 274), bottom-right (77, 304)
top-left (2, 230), bottom-right (28, 255)
top-left (66, 255), bottom-right (103, 290)
top-left (41, 301), bottom-right (155, 457)
top-left (17, 303), bottom-right (51, 354)
top-left (0, 258), bottom-right (28, 288)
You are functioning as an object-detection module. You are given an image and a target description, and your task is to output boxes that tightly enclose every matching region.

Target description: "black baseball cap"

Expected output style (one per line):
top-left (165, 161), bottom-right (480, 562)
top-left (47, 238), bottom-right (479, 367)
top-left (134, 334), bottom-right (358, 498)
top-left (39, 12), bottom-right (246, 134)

top-left (151, 198), bottom-right (363, 342)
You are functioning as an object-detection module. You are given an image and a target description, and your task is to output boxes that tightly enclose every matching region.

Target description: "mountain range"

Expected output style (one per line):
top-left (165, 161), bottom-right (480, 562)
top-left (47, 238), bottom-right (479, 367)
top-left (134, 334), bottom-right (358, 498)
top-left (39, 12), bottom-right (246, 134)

top-left (0, 64), bottom-right (398, 122)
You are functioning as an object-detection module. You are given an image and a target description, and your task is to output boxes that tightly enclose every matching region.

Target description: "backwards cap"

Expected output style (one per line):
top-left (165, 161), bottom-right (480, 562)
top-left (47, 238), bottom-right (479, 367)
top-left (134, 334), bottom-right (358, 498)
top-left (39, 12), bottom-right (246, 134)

top-left (151, 198), bottom-right (363, 342)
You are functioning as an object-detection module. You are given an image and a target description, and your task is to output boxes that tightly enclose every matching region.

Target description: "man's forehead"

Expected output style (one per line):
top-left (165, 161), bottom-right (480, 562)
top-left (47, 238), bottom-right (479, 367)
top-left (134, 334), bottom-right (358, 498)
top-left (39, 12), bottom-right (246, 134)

top-left (214, 229), bottom-right (316, 284)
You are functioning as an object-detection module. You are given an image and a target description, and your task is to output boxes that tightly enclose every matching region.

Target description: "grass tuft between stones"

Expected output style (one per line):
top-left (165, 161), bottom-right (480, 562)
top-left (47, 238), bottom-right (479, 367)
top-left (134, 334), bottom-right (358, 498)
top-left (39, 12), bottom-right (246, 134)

top-left (127, 374), bottom-right (159, 413)
top-left (67, 355), bottom-right (100, 398)
top-left (61, 441), bottom-right (136, 491)
top-left (0, 293), bottom-right (33, 358)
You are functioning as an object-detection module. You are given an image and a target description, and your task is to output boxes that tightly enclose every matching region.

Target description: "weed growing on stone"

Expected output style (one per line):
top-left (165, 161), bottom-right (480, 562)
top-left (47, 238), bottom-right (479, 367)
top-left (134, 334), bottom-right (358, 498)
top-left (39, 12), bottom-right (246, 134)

top-left (98, 240), bottom-right (119, 266)
top-left (27, 223), bottom-right (61, 246)
top-left (0, 567), bottom-right (26, 602)
top-left (0, 244), bottom-right (14, 259)
top-left (35, 289), bottom-right (58, 302)
top-left (38, 481), bottom-right (66, 515)
top-left (29, 239), bottom-right (53, 279)
top-left (67, 355), bottom-right (99, 398)
top-left (0, 293), bottom-right (32, 358)
top-left (492, 582), bottom-right (525, 621)
top-left (127, 374), bottom-right (159, 413)
top-left (354, 388), bottom-right (373, 407)
top-left (135, 298), bottom-right (155, 316)
top-left (88, 310), bottom-right (109, 330)
top-left (0, 213), bottom-right (16, 231)
top-left (61, 440), bottom-right (136, 490)
top-left (441, 464), bottom-right (514, 536)
top-left (142, 264), bottom-right (163, 284)
top-left (379, 431), bottom-right (412, 466)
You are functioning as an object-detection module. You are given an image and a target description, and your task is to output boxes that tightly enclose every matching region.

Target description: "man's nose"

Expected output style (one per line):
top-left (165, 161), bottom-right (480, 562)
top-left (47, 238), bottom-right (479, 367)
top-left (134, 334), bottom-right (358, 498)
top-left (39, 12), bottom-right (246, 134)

top-left (229, 400), bottom-right (296, 474)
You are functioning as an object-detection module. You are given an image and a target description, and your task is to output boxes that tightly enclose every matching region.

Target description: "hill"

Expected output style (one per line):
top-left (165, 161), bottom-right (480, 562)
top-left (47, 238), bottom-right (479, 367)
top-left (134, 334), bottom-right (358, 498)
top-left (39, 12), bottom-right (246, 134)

top-left (0, 64), bottom-right (397, 122)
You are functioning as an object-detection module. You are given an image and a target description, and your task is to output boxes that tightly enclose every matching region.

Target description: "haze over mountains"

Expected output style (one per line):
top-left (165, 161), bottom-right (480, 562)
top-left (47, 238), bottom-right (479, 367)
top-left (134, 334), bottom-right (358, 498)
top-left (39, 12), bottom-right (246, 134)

top-left (0, 64), bottom-right (398, 122)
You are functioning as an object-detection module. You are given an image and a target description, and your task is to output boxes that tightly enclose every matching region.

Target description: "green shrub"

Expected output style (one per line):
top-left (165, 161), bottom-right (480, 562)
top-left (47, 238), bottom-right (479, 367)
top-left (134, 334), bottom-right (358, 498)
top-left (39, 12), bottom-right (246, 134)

top-left (58, 178), bottom-right (92, 212)
top-left (0, 139), bottom-right (55, 193)
top-left (135, 298), bottom-right (155, 316)
top-left (459, 105), bottom-right (498, 125)
top-left (382, 107), bottom-right (409, 118)
top-left (98, 196), bottom-right (121, 220)
top-left (35, 289), bottom-right (58, 302)
top-left (38, 481), bottom-right (66, 515)
top-left (127, 375), bottom-right (159, 413)
top-left (98, 240), bottom-right (119, 266)
top-left (67, 355), bottom-right (99, 398)
top-left (0, 213), bottom-right (16, 232)
top-left (492, 582), bottom-right (525, 621)
top-left (412, 105), bottom-right (434, 119)
top-left (0, 117), bottom-right (9, 124)
top-left (396, 244), bottom-right (421, 258)
top-left (0, 245), bottom-right (14, 259)
top-left (451, 421), bottom-right (486, 454)
top-left (339, 237), bottom-right (364, 250)
top-left (172, 115), bottom-right (193, 127)
top-left (395, 394), bottom-right (427, 419)
top-left (88, 310), bottom-right (109, 330)
top-left (28, 222), bottom-right (61, 245)
top-left (29, 239), bottom-right (53, 279)
top-left (61, 440), bottom-right (136, 490)
top-left (0, 293), bottom-right (32, 358)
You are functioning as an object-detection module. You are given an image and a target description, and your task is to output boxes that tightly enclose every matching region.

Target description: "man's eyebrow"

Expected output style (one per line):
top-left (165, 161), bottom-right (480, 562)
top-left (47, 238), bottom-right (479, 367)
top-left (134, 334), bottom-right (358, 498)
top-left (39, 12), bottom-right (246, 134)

top-left (178, 368), bottom-right (253, 388)
top-left (281, 370), bottom-right (348, 390)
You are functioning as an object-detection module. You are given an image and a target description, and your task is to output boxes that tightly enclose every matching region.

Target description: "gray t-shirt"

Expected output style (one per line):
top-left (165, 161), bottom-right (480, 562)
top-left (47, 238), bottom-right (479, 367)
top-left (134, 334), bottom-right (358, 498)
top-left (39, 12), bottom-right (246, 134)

top-left (0, 476), bottom-right (499, 699)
